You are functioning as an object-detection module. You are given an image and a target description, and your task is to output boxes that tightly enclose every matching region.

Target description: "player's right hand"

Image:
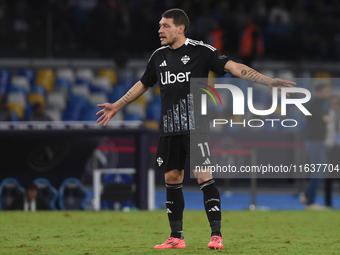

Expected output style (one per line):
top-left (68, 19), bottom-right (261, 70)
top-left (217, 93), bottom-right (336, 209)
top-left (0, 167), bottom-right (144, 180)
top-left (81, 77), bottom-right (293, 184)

top-left (96, 103), bottom-right (117, 126)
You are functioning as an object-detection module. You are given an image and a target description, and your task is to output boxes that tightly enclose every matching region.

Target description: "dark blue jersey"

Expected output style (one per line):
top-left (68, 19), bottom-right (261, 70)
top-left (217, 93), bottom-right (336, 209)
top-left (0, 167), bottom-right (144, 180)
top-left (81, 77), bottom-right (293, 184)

top-left (141, 38), bottom-right (229, 136)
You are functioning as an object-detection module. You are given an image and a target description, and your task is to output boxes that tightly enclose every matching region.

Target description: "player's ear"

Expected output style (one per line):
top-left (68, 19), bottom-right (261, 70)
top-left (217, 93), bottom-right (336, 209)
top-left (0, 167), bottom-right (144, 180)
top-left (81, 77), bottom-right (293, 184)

top-left (178, 24), bottom-right (185, 34)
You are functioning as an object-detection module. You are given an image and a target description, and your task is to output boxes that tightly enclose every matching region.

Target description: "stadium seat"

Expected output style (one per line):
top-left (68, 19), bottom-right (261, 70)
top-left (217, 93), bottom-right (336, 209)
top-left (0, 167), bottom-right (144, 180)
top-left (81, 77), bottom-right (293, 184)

top-left (0, 178), bottom-right (25, 210)
top-left (18, 68), bottom-right (36, 87)
top-left (144, 120), bottom-right (159, 130)
top-left (55, 77), bottom-right (73, 97)
top-left (70, 94), bottom-right (88, 107)
top-left (153, 86), bottom-right (160, 96)
top-left (146, 97), bottom-right (161, 121)
top-left (0, 68), bottom-right (11, 95)
top-left (133, 95), bottom-right (147, 107)
top-left (33, 178), bottom-right (58, 210)
top-left (296, 71), bottom-right (312, 89)
top-left (9, 85), bottom-right (28, 96)
top-left (135, 68), bottom-right (145, 81)
top-left (278, 69), bottom-right (295, 81)
top-left (31, 85), bottom-right (46, 96)
top-left (75, 77), bottom-right (91, 88)
top-left (56, 68), bottom-right (75, 83)
top-left (80, 103), bottom-right (98, 121)
top-left (100, 173), bottom-right (135, 210)
top-left (72, 85), bottom-right (90, 99)
top-left (68, 85), bottom-right (90, 120)
top-left (109, 84), bottom-right (126, 102)
top-left (126, 103), bottom-right (146, 119)
top-left (28, 93), bottom-right (45, 106)
top-left (300, 71), bottom-right (312, 78)
top-left (6, 101), bottom-right (28, 120)
top-left (89, 86), bottom-right (107, 95)
top-left (58, 178), bottom-right (87, 210)
top-left (36, 68), bottom-right (55, 93)
top-left (88, 92), bottom-right (108, 105)
top-left (47, 91), bottom-right (67, 111)
top-left (99, 68), bottom-right (117, 85)
top-left (112, 110), bottom-right (124, 121)
top-left (124, 112), bottom-right (144, 121)
top-left (63, 107), bottom-right (81, 121)
top-left (45, 108), bottom-right (62, 121)
top-left (91, 77), bottom-right (112, 94)
top-left (24, 103), bottom-right (32, 120)
top-left (63, 95), bottom-right (88, 121)
top-left (7, 91), bottom-right (26, 108)
top-left (142, 88), bottom-right (153, 103)
top-left (11, 76), bottom-right (30, 95)
top-left (314, 71), bottom-right (331, 78)
top-left (76, 68), bottom-right (94, 83)
top-left (312, 72), bottom-right (332, 94)
top-left (119, 71), bottom-right (135, 90)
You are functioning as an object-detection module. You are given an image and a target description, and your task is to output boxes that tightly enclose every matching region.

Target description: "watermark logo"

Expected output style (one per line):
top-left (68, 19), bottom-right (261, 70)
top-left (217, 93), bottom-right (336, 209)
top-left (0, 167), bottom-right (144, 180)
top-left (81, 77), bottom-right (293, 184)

top-left (198, 82), bottom-right (222, 115)
top-left (196, 80), bottom-right (312, 129)
top-left (201, 84), bottom-right (311, 116)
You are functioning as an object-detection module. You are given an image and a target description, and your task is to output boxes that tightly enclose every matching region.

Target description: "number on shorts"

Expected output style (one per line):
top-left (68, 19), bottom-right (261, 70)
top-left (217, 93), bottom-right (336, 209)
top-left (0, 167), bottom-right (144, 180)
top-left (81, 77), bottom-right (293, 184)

top-left (198, 142), bottom-right (210, 157)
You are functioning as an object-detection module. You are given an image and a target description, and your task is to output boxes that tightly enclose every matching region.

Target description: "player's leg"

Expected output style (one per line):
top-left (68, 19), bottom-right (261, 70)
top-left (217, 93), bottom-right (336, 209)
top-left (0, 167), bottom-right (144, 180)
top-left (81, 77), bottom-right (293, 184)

top-left (196, 175), bottom-right (222, 238)
top-left (164, 169), bottom-right (185, 239)
top-left (186, 134), bottom-right (224, 249)
top-left (154, 136), bottom-right (187, 249)
top-left (194, 172), bottom-right (223, 249)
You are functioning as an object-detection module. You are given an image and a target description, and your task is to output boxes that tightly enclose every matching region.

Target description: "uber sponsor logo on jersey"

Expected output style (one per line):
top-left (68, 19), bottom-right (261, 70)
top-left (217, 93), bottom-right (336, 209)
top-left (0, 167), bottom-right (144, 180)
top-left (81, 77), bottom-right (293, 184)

top-left (160, 71), bottom-right (191, 85)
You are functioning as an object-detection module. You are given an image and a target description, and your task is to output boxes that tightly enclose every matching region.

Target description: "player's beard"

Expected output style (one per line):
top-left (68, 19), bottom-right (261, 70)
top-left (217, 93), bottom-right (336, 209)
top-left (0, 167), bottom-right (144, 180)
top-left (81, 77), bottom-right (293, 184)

top-left (162, 36), bottom-right (176, 47)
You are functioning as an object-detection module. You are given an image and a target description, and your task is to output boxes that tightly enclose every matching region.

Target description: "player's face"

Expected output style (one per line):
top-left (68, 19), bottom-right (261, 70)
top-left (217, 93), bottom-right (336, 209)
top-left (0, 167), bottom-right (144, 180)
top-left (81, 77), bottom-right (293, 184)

top-left (158, 18), bottom-right (181, 47)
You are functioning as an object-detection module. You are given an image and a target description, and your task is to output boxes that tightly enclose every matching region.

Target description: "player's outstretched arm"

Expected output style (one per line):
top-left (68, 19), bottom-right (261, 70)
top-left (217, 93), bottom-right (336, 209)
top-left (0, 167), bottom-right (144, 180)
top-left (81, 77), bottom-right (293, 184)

top-left (96, 81), bottom-right (149, 126)
top-left (224, 60), bottom-right (296, 90)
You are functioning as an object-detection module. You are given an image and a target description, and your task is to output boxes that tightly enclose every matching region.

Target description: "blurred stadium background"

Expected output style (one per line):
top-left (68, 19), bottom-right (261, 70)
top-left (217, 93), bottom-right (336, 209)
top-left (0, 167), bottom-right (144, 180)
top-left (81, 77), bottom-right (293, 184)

top-left (0, 0), bottom-right (340, 212)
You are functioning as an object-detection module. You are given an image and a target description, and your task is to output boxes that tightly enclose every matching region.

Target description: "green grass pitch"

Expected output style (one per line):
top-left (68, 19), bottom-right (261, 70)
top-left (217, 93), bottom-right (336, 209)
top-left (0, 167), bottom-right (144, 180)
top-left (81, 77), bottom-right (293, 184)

top-left (0, 210), bottom-right (339, 254)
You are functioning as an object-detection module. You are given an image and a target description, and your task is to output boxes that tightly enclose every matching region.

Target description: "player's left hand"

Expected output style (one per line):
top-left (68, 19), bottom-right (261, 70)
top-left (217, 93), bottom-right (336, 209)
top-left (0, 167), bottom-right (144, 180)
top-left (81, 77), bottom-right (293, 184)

top-left (96, 103), bottom-right (117, 126)
top-left (268, 78), bottom-right (296, 90)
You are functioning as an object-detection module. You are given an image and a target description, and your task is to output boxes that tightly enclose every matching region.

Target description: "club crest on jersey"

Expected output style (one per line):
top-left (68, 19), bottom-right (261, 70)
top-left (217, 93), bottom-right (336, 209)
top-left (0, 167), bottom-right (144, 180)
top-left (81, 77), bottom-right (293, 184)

top-left (157, 157), bottom-right (163, 166)
top-left (181, 55), bottom-right (190, 64)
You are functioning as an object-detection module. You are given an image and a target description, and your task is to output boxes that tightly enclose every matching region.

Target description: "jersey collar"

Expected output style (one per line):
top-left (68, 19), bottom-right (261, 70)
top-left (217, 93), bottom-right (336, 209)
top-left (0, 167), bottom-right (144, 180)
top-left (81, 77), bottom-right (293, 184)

top-left (170, 38), bottom-right (189, 51)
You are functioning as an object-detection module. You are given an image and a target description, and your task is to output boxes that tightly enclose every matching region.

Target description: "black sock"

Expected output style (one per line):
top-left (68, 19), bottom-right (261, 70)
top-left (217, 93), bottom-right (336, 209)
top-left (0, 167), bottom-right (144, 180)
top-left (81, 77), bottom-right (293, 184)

top-left (200, 179), bottom-right (222, 237)
top-left (166, 183), bottom-right (185, 239)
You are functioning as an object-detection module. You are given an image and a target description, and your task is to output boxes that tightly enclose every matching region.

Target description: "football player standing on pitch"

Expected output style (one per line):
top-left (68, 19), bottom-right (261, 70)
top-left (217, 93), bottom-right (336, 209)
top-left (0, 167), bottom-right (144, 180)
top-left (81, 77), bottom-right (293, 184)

top-left (97, 8), bottom-right (295, 250)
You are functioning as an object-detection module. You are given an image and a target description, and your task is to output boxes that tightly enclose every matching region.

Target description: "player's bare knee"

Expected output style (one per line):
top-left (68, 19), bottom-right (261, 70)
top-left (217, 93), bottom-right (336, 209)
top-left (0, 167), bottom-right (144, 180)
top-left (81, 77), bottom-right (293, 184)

top-left (165, 169), bottom-right (184, 184)
top-left (196, 177), bottom-right (212, 185)
top-left (193, 168), bottom-right (213, 183)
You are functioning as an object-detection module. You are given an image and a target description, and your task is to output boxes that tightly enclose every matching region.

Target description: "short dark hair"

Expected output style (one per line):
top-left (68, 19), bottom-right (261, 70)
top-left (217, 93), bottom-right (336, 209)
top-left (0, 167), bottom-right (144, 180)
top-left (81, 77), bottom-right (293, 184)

top-left (162, 8), bottom-right (190, 33)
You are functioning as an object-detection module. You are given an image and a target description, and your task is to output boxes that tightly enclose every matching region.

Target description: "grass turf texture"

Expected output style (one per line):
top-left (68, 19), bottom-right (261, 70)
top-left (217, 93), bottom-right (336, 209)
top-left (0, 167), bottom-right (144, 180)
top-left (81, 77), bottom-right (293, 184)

top-left (0, 211), bottom-right (339, 255)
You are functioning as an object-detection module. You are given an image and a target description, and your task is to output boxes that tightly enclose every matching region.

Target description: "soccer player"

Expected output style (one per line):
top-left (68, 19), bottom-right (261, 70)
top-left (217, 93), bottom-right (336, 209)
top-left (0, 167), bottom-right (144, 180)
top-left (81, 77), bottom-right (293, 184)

top-left (96, 8), bottom-right (295, 249)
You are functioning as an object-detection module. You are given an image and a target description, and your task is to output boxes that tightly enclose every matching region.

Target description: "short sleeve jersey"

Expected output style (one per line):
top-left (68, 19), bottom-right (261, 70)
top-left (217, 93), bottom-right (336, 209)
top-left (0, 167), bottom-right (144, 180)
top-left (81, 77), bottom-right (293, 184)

top-left (141, 38), bottom-right (229, 136)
